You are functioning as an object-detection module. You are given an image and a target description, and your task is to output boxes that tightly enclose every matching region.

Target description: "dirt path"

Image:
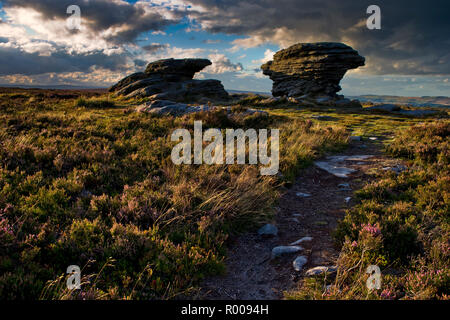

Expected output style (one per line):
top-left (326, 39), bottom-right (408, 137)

top-left (200, 139), bottom-right (404, 300)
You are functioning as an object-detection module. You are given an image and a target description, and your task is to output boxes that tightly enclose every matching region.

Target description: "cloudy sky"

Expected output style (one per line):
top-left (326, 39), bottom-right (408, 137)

top-left (0, 0), bottom-right (449, 96)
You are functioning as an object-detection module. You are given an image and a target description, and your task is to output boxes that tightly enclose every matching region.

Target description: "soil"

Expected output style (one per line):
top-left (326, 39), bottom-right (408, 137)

top-left (200, 139), bottom-right (404, 300)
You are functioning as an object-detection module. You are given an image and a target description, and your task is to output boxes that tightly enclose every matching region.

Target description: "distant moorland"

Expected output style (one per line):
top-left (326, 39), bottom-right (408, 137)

top-left (350, 95), bottom-right (450, 108)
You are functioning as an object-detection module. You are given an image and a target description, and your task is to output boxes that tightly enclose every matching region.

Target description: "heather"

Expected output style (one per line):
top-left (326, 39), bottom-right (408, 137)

top-left (0, 88), bottom-right (348, 299)
top-left (287, 121), bottom-right (449, 300)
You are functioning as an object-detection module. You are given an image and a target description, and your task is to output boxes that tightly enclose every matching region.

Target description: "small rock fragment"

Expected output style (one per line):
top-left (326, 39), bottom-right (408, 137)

top-left (346, 155), bottom-right (374, 161)
top-left (338, 183), bottom-right (352, 190)
top-left (314, 161), bottom-right (356, 178)
top-left (305, 266), bottom-right (338, 276)
top-left (258, 224), bottom-right (278, 236)
top-left (296, 192), bottom-right (312, 197)
top-left (271, 246), bottom-right (303, 258)
top-left (289, 237), bottom-right (313, 245)
top-left (293, 256), bottom-right (308, 272)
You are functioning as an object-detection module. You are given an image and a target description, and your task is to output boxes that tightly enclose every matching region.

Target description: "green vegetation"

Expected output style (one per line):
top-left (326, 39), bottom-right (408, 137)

top-left (287, 121), bottom-right (449, 300)
top-left (0, 89), bottom-right (349, 299)
top-left (0, 89), bottom-right (448, 300)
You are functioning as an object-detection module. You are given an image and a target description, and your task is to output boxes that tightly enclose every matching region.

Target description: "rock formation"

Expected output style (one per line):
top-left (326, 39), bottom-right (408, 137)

top-left (109, 58), bottom-right (229, 102)
top-left (261, 42), bottom-right (365, 102)
top-left (136, 99), bottom-right (267, 118)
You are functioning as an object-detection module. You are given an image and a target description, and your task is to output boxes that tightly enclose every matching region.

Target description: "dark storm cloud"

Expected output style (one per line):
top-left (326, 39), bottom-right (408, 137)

top-left (142, 43), bottom-right (169, 53)
top-left (133, 58), bottom-right (147, 68)
top-left (3, 0), bottom-right (183, 43)
top-left (0, 46), bottom-right (128, 75)
top-left (186, 0), bottom-right (450, 75)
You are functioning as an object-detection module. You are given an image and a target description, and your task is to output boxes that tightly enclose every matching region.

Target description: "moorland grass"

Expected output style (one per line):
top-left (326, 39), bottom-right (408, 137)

top-left (0, 89), bottom-right (349, 299)
top-left (286, 121), bottom-right (449, 300)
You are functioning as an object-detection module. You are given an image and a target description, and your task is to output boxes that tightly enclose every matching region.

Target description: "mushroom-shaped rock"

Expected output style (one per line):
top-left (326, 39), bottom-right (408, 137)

top-left (261, 42), bottom-right (365, 100)
top-left (145, 58), bottom-right (212, 80)
top-left (109, 58), bottom-right (229, 103)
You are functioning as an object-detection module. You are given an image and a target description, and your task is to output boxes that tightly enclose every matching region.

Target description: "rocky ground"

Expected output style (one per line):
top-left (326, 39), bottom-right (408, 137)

top-left (200, 137), bottom-right (406, 300)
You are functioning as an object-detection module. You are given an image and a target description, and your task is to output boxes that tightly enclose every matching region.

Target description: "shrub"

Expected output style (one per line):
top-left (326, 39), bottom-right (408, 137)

top-left (291, 121), bottom-right (450, 300)
top-left (75, 97), bottom-right (115, 109)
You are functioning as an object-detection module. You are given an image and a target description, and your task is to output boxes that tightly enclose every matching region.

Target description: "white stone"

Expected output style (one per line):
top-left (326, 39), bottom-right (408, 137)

top-left (293, 256), bottom-right (308, 271)
top-left (305, 266), bottom-right (337, 276)
top-left (314, 161), bottom-right (356, 178)
top-left (346, 155), bottom-right (374, 161)
top-left (289, 237), bottom-right (313, 245)
top-left (271, 246), bottom-right (303, 258)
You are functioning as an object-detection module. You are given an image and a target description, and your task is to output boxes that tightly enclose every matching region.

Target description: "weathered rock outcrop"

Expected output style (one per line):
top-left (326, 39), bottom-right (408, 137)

top-left (109, 58), bottom-right (229, 102)
top-left (136, 100), bottom-right (268, 118)
top-left (261, 42), bottom-right (365, 101)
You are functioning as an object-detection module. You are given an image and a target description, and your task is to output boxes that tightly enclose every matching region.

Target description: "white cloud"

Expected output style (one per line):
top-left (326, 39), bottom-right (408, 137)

top-left (251, 49), bottom-right (275, 65)
top-left (202, 53), bottom-right (243, 74)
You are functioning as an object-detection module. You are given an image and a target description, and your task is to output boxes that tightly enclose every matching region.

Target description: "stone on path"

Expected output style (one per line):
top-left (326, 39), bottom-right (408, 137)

top-left (289, 237), bottom-right (313, 245)
top-left (296, 192), bottom-right (311, 198)
top-left (258, 224), bottom-right (278, 236)
top-left (305, 266), bottom-right (338, 276)
top-left (314, 161), bottom-right (356, 178)
top-left (346, 155), bottom-right (374, 161)
top-left (271, 246), bottom-right (303, 258)
top-left (314, 155), bottom-right (375, 178)
top-left (293, 256), bottom-right (308, 272)
top-left (338, 183), bottom-right (351, 190)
